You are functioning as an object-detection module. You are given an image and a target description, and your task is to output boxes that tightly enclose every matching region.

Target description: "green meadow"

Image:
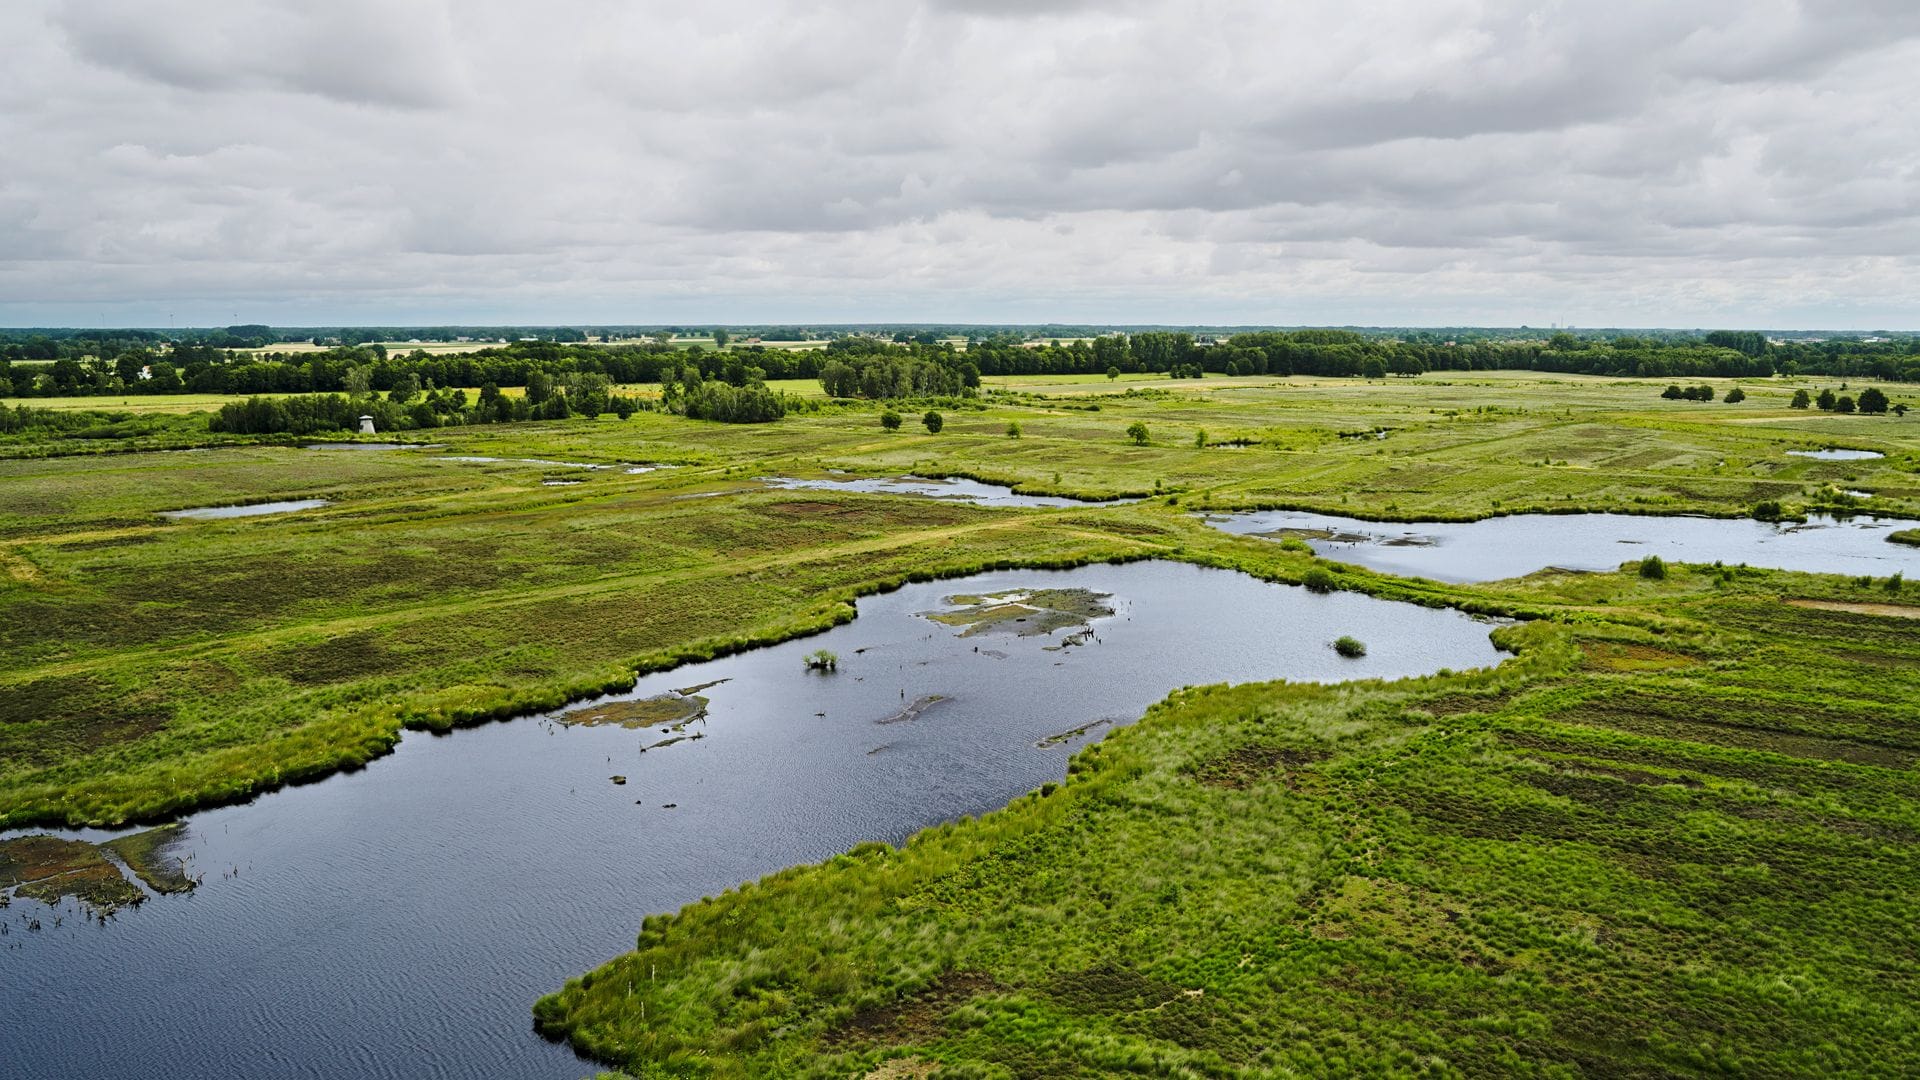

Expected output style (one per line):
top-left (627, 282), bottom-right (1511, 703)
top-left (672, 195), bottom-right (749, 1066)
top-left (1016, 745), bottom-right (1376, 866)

top-left (4, 371), bottom-right (1919, 1075)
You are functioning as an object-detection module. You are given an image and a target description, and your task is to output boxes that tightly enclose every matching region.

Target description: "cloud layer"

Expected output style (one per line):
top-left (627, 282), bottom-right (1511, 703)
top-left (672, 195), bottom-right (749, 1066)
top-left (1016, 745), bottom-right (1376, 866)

top-left (3, 0), bottom-right (1917, 326)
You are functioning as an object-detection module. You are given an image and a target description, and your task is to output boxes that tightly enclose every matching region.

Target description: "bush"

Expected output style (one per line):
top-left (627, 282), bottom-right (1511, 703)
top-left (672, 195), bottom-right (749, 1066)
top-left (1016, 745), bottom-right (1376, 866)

top-left (922, 411), bottom-right (943, 433)
top-left (880, 410), bottom-right (902, 431)
top-left (1303, 567), bottom-right (1337, 593)
top-left (1638, 554), bottom-right (1668, 580)
top-left (1724, 387), bottom-right (1746, 403)
top-left (1790, 389), bottom-right (1811, 408)
top-left (1752, 499), bottom-right (1786, 522)
top-left (803, 649), bottom-right (838, 672)
top-left (1332, 635), bottom-right (1367, 658)
top-left (1126, 421), bottom-right (1150, 445)
top-left (1006, 421), bottom-right (1021, 438)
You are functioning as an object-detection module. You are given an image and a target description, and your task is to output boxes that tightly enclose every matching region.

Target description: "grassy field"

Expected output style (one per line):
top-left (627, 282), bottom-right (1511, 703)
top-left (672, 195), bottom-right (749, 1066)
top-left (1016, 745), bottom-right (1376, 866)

top-left (4, 371), bottom-right (1919, 1074)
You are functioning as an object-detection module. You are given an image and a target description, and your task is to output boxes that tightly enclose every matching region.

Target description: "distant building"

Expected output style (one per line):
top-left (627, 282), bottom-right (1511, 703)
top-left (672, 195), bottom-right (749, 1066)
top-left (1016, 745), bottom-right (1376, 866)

top-left (358, 415), bottom-right (376, 435)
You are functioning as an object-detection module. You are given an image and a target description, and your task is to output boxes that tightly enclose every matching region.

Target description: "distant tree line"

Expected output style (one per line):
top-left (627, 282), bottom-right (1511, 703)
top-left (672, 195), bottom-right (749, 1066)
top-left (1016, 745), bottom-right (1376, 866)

top-left (7, 328), bottom-right (1920, 404)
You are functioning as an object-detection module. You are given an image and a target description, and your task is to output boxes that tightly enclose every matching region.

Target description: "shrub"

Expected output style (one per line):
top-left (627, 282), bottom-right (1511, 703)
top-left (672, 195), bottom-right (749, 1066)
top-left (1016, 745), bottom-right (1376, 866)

top-left (1752, 500), bottom-right (1786, 522)
top-left (1194, 429), bottom-right (1207, 448)
top-left (1006, 421), bottom-right (1021, 438)
top-left (1332, 635), bottom-right (1367, 658)
top-left (1303, 567), bottom-right (1337, 593)
top-left (1836, 395), bottom-right (1857, 414)
top-left (1126, 421), bottom-right (1150, 445)
top-left (1638, 554), bottom-right (1668, 580)
top-left (1789, 389), bottom-right (1811, 408)
top-left (804, 649), bottom-right (838, 672)
top-left (922, 411), bottom-right (943, 433)
top-left (1724, 387), bottom-right (1746, 403)
top-left (880, 410), bottom-right (902, 431)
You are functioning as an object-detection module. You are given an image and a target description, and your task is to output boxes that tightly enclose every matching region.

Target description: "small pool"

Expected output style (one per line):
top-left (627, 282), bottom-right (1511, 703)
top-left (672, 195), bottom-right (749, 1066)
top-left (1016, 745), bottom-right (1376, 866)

top-left (762, 474), bottom-right (1136, 508)
top-left (159, 499), bottom-right (330, 520)
top-left (1788, 448), bottom-right (1884, 461)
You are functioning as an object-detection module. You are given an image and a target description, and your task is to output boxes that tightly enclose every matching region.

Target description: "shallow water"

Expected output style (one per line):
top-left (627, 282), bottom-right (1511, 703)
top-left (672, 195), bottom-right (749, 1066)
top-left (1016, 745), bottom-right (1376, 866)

top-left (1787, 448), bottom-right (1884, 460)
top-left (301, 443), bottom-right (429, 451)
top-left (2, 561), bottom-right (1502, 1080)
top-left (1206, 509), bottom-right (1920, 583)
top-left (158, 499), bottom-right (330, 520)
top-left (761, 474), bottom-right (1135, 508)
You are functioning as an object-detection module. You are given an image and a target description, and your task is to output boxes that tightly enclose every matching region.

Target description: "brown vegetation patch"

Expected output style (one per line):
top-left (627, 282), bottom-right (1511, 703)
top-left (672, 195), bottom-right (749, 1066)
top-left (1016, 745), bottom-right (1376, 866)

top-left (1788, 599), bottom-right (1920, 620)
top-left (1191, 744), bottom-right (1330, 790)
top-left (827, 972), bottom-right (999, 1048)
top-left (0, 672), bottom-right (172, 760)
top-left (1550, 692), bottom-right (1919, 768)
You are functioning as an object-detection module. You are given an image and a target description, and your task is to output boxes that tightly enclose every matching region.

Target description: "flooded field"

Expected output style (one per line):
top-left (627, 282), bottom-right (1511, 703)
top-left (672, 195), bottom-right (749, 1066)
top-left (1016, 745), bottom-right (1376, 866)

top-left (1, 561), bottom-right (1503, 1080)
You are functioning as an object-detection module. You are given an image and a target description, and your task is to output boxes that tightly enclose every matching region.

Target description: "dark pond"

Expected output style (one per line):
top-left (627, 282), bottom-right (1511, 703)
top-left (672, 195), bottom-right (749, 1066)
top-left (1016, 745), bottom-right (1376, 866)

top-left (1206, 509), bottom-right (1920, 583)
top-left (158, 499), bottom-right (330, 520)
top-left (2, 561), bottom-right (1503, 1080)
top-left (761, 474), bottom-right (1135, 508)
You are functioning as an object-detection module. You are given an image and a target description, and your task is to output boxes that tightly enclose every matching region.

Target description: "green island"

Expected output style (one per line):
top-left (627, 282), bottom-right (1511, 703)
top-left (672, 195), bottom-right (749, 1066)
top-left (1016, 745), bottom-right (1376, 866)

top-left (5, 355), bottom-right (1919, 1076)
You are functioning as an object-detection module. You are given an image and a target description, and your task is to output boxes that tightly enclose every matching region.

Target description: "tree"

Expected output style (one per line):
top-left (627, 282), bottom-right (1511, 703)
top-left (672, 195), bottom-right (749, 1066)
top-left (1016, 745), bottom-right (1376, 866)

top-left (1639, 555), bottom-right (1668, 580)
top-left (1362, 357), bottom-right (1388, 380)
top-left (388, 374), bottom-right (421, 404)
top-left (922, 410), bottom-right (943, 433)
top-left (1895, 403), bottom-right (1910, 418)
top-left (1662, 384), bottom-right (1684, 400)
top-left (1789, 389), bottom-right (1811, 408)
top-left (712, 329), bottom-right (730, 348)
top-left (1817, 388), bottom-right (1837, 411)
top-left (527, 369), bottom-right (555, 405)
top-left (1858, 387), bottom-right (1889, 414)
top-left (1105, 366), bottom-right (1120, 380)
top-left (1006, 421), bottom-right (1021, 438)
top-left (568, 372), bottom-right (612, 417)
top-left (1126, 421), bottom-right (1150, 445)
top-left (1836, 395), bottom-right (1856, 414)
top-left (1194, 428), bottom-right (1207, 448)
top-left (1723, 387), bottom-right (1746, 403)
top-left (880, 410), bottom-right (902, 431)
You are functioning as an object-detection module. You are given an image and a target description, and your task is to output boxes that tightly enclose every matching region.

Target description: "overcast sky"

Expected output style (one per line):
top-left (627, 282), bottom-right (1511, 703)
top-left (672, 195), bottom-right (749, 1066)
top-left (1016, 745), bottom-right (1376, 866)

top-left (3, 1), bottom-right (1917, 328)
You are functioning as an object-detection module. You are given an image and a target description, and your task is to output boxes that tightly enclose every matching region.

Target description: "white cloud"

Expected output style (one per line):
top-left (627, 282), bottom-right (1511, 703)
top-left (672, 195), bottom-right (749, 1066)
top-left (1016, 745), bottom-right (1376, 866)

top-left (0, 0), bottom-right (1916, 326)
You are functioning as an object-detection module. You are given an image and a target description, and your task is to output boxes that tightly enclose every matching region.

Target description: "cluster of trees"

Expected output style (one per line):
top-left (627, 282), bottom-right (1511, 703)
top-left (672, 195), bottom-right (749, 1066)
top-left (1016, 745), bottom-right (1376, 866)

top-left (660, 365), bottom-right (796, 423)
top-left (1787, 386), bottom-right (1900, 415)
top-left (1662, 384), bottom-right (1730, 401)
top-left (819, 353), bottom-right (972, 399)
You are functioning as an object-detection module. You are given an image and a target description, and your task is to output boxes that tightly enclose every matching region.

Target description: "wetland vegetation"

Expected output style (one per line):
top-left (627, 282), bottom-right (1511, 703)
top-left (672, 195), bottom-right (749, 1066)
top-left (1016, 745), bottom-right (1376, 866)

top-left (4, 360), bottom-right (1919, 1077)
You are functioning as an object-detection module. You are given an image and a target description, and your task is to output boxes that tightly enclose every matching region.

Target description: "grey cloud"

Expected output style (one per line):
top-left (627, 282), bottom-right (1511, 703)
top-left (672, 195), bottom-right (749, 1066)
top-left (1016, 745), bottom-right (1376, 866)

top-left (1, 0), bottom-right (1917, 326)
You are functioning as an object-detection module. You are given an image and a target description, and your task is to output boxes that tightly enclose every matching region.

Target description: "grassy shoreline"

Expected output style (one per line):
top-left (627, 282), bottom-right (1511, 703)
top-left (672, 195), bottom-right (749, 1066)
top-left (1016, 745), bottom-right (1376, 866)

top-left (535, 571), bottom-right (1920, 1075)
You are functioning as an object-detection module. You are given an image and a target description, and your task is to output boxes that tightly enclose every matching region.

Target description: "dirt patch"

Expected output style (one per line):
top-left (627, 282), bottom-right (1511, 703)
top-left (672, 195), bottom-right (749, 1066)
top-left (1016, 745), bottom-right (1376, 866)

top-left (1192, 744), bottom-right (1330, 790)
top-left (827, 972), bottom-right (1000, 1048)
top-left (1788, 599), bottom-right (1920, 620)
top-left (924, 588), bottom-right (1114, 638)
top-left (560, 694), bottom-right (708, 730)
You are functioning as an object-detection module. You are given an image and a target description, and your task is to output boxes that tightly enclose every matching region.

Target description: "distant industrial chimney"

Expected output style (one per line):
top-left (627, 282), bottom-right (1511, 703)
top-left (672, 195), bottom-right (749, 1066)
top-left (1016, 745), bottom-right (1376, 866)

top-left (358, 415), bottom-right (376, 435)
